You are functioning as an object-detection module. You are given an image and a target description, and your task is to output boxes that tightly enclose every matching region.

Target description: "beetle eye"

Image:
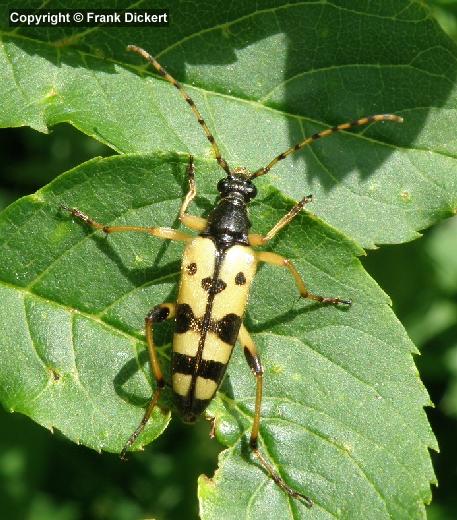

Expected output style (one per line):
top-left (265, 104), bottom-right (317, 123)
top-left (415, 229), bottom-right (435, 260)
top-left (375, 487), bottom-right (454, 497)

top-left (243, 182), bottom-right (257, 201)
top-left (217, 178), bottom-right (229, 193)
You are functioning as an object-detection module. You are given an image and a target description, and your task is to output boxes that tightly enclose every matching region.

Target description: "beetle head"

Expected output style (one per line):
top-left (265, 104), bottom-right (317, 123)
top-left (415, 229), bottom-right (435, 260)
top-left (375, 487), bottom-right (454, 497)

top-left (217, 168), bottom-right (257, 202)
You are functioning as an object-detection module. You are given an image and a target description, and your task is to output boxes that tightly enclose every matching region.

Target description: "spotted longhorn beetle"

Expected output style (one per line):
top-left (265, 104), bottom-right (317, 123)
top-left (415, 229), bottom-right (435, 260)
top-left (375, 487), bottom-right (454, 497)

top-left (61, 45), bottom-right (403, 506)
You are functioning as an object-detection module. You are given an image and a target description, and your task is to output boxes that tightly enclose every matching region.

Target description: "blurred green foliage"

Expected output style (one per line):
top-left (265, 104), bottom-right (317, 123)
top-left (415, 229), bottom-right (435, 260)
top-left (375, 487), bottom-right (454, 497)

top-left (0, 402), bottom-right (220, 520)
top-left (363, 217), bottom-right (457, 520)
top-left (430, 0), bottom-right (457, 42)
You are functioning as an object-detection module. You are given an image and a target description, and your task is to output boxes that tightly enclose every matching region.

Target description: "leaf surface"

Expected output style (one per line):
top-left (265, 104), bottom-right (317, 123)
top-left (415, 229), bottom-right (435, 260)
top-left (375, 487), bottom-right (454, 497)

top-left (0, 1), bottom-right (452, 517)
top-left (0, 154), bottom-right (436, 518)
top-left (1, 1), bottom-right (456, 247)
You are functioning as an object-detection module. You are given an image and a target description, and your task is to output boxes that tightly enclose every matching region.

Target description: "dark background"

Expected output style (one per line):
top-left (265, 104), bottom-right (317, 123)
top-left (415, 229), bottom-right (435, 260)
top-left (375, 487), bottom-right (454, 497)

top-left (1, 2), bottom-right (457, 519)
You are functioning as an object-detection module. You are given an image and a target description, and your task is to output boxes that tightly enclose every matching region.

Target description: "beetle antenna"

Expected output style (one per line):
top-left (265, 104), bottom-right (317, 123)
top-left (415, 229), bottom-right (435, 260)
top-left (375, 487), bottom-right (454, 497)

top-left (249, 113), bottom-right (403, 180)
top-left (127, 45), bottom-right (232, 178)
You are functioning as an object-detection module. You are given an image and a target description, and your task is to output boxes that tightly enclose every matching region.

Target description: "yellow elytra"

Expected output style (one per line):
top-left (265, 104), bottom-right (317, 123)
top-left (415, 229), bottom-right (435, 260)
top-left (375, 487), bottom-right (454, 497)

top-left (61, 45), bottom-right (403, 507)
top-left (172, 237), bottom-right (257, 421)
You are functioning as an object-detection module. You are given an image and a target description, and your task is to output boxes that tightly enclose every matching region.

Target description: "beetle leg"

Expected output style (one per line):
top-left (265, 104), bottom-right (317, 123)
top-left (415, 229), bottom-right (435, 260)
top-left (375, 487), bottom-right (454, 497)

top-left (238, 324), bottom-right (313, 507)
top-left (256, 251), bottom-right (351, 305)
top-left (248, 195), bottom-right (313, 247)
top-left (60, 205), bottom-right (191, 241)
top-left (120, 303), bottom-right (176, 459)
top-left (179, 155), bottom-right (207, 232)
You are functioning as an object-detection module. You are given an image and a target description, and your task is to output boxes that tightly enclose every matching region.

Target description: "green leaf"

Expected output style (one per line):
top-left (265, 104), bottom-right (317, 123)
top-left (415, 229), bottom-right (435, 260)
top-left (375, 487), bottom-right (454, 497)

top-left (0, 0), bottom-right (453, 517)
top-left (0, 154), bottom-right (436, 518)
top-left (0, 155), bottom-right (178, 452)
top-left (429, 0), bottom-right (457, 41)
top-left (442, 342), bottom-right (457, 418)
top-left (1, 1), bottom-right (457, 248)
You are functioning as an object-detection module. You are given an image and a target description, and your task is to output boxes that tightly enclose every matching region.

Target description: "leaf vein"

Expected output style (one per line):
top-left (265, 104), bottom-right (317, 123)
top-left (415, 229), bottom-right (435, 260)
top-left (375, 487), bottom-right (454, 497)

top-left (259, 62), bottom-right (454, 105)
top-left (24, 194), bottom-right (183, 291)
top-left (224, 393), bottom-right (393, 515)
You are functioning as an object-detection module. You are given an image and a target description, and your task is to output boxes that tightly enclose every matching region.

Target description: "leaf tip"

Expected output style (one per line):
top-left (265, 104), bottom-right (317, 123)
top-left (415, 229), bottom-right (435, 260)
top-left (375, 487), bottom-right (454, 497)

top-left (197, 473), bottom-right (216, 499)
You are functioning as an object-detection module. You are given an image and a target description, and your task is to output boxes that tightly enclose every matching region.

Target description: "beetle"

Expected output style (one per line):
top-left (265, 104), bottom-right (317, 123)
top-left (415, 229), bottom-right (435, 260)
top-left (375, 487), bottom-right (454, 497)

top-left (61, 45), bottom-right (403, 506)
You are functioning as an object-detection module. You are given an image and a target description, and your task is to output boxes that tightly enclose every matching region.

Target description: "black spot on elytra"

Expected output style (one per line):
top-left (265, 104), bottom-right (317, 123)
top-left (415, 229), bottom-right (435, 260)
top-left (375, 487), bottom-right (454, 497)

top-left (235, 272), bottom-right (246, 285)
top-left (201, 277), bottom-right (226, 294)
top-left (198, 358), bottom-right (226, 382)
top-left (175, 394), bottom-right (211, 423)
top-left (172, 352), bottom-right (226, 381)
top-left (175, 304), bottom-right (197, 333)
top-left (216, 314), bottom-right (241, 345)
top-left (172, 352), bottom-right (195, 375)
top-left (186, 262), bottom-right (197, 275)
